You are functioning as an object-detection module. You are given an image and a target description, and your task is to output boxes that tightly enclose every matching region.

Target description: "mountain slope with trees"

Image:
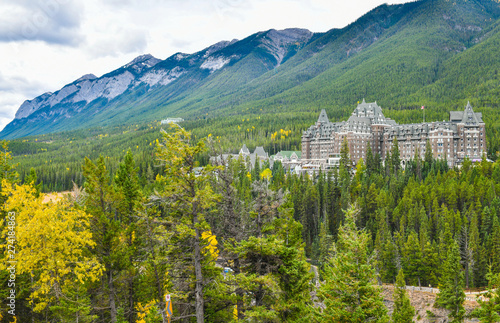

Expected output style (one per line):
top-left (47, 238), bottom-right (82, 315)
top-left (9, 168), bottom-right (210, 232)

top-left (3, 0), bottom-right (500, 142)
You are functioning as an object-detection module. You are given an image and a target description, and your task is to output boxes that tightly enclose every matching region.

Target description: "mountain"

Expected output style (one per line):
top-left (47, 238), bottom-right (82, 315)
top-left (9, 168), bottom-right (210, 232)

top-left (2, 0), bottom-right (500, 139)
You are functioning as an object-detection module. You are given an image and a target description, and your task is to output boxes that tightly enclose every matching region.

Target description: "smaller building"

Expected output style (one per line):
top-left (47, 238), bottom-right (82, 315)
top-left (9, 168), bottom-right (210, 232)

top-left (239, 144), bottom-right (270, 169)
top-left (161, 117), bottom-right (184, 125)
top-left (272, 150), bottom-right (302, 171)
top-left (211, 144), bottom-right (272, 169)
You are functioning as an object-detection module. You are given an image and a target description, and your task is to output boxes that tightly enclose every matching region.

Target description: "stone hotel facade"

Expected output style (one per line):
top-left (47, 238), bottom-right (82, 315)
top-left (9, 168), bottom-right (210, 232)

top-left (301, 100), bottom-right (486, 167)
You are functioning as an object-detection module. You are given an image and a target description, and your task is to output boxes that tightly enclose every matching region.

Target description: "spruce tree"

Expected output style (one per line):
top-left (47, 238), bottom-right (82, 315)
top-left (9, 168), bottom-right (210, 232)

top-left (489, 216), bottom-right (500, 274)
top-left (392, 269), bottom-right (415, 323)
top-left (155, 125), bottom-right (221, 323)
top-left (472, 271), bottom-right (500, 323)
top-left (403, 231), bottom-right (424, 286)
top-left (424, 139), bottom-right (433, 165)
top-left (366, 144), bottom-right (375, 176)
top-left (312, 206), bottom-right (389, 322)
top-left (435, 241), bottom-right (466, 323)
top-left (391, 137), bottom-right (401, 176)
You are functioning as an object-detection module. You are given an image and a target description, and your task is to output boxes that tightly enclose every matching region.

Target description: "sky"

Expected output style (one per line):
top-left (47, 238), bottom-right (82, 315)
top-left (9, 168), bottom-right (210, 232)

top-left (0, 0), bottom-right (413, 131)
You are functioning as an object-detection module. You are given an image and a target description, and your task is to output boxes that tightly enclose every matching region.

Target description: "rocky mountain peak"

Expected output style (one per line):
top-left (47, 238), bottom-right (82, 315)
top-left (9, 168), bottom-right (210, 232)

top-left (202, 39), bottom-right (238, 58)
top-left (124, 54), bottom-right (161, 69)
top-left (266, 28), bottom-right (313, 42)
top-left (75, 74), bottom-right (97, 82)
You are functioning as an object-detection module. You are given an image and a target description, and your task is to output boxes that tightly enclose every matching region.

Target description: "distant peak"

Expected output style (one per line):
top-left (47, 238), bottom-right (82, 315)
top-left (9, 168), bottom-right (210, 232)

top-left (203, 40), bottom-right (238, 57)
top-left (75, 74), bottom-right (97, 82)
top-left (124, 54), bottom-right (161, 68)
top-left (264, 28), bottom-right (313, 39)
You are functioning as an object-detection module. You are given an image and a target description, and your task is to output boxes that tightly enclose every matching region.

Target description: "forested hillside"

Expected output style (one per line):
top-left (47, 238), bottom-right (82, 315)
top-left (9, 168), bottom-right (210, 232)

top-left (3, 0), bottom-right (500, 143)
top-left (1, 127), bottom-right (500, 322)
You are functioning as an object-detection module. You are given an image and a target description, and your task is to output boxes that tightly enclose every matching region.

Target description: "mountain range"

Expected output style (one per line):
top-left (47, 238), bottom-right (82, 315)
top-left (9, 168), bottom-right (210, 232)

top-left (2, 0), bottom-right (500, 139)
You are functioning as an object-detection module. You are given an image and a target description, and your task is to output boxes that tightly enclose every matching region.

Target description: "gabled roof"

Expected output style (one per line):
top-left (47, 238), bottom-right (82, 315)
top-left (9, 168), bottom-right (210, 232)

top-left (277, 151), bottom-right (302, 159)
top-left (449, 102), bottom-right (483, 125)
top-left (253, 146), bottom-right (268, 158)
top-left (348, 100), bottom-right (396, 126)
top-left (461, 102), bottom-right (481, 125)
top-left (240, 144), bottom-right (250, 155)
top-left (317, 109), bottom-right (329, 124)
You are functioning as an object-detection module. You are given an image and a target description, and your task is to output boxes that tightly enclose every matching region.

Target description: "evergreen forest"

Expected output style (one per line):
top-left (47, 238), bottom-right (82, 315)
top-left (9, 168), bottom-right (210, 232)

top-left (1, 124), bottom-right (500, 322)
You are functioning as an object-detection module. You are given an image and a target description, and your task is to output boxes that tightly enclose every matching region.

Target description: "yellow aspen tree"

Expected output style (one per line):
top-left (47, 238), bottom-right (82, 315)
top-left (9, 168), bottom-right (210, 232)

top-left (0, 180), bottom-right (102, 319)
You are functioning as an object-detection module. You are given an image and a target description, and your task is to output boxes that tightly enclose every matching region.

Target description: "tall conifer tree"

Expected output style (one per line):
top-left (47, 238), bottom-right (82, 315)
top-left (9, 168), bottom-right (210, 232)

top-left (435, 241), bottom-right (466, 323)
top-left (392, 269), bottom-right (415, 323)
top-left (312, 206), bottom-right (389, 322)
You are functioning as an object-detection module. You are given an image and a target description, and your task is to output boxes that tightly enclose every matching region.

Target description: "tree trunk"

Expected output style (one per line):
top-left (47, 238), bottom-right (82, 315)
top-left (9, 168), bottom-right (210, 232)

top-left (465, 263), bottom-right (469, 289)
top-left (234, 257), bottom-right (244, 320)
top-left (146, 216), bottom-right (167, 323)
top-left (128, 279), bottom-right (134, 323)
top-left (31, 272), bottom-right (35, 323)
top-left (193, 225), bottom-right (205, 323)
top-left (109, 269), bottom-right (117, 323)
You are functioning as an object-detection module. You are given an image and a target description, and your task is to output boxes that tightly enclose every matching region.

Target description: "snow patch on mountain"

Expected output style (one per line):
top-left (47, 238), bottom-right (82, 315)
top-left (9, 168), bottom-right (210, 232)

top-left (200, 56), bottom-right (231, 71)
top-left (124, 54), bottom-right (161, 69)
top-left (140, 66), bottom-right (186, 86)
top-left (174, 53), bottom-right (188, 61)
top-left (202, 39), bottom-right (238, 58)
top-left (160, 67), bottom-right (185, 85)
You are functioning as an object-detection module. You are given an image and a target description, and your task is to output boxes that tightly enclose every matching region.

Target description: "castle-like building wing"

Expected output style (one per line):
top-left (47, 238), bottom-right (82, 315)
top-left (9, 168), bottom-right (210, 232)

top-left (301, 100), bottom-right (486, 167)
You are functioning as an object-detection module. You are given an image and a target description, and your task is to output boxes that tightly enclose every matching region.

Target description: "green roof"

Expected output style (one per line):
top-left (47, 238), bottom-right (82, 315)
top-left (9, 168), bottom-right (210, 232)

top-left (277, 151), bottom-right (301, 158)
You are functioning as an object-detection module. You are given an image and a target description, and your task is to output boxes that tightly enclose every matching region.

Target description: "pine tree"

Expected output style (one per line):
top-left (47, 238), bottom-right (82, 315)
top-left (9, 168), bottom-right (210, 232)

top-left (391, 137), bottom-right (401, 176)
top-left (392, 269), bottom-right (415, 323)
top-left (231, 197), bottom-right (312, 322)
top-left (318, 218), bottom-right (333, 270)
top-left (114, 150), bottom-right (143, 323)
top-left (312, 206), bottom-right (389, 322)
top-left (340, 137), bottom-right (351, 176)
top-left (0, 140), bottom-right (18, 205)
top-left (24, 168), bottom-right (42, 197)
top-left (339, 138), bottom-right (351, 210)
top-left (154, 125), bottom-right (220, 323)
top-left (424, 139), bottom-right (433, 165)
top-left (413, 146), bottom-right (422, 181)
top-left (82, 155), bottom-right (125, 323)
top-left (435, 241), bottom-right (466, 323)
top-left (489, 216), bottom-right (500, 274)
top-left (472, 271), bottom-right (500, 323)
top-left (366, 144), bottom-right (375, 176)
top-left (403, 231), bottom-right (424, 286)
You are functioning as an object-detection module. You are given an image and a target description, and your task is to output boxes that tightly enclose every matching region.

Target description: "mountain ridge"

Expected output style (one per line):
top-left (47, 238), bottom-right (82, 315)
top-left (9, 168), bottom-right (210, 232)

top-left (3, 0), bottom-right (500, 139)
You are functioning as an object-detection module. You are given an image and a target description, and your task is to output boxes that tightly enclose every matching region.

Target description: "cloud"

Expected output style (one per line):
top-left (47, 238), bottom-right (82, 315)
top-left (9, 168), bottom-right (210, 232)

top-left (0, 0), bottom-right (84, 46)
top-left (0, 72), bottom-right (48, 130)
top-left (0, 72), bottom-right (45, 98)
top-left (86, 28), bottom-right (149, 58)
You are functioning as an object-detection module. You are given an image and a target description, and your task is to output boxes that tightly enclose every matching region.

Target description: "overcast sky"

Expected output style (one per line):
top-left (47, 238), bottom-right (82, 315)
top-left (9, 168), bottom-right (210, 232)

top-left (0, 0), bottom-right (413, 131)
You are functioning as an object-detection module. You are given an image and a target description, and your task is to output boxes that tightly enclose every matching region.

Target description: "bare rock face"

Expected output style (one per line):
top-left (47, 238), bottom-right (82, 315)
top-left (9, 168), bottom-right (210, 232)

top-left (382, 285), bottom-right (480, 323)
top-left (15, 92), bottom-right (52, 119)
top-left (13, 54), bottom-right (161, 120)
top-left (259, 28), bottom-right (313, 66)
top-left (12, 29), bottom-right (314, 122)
